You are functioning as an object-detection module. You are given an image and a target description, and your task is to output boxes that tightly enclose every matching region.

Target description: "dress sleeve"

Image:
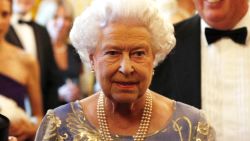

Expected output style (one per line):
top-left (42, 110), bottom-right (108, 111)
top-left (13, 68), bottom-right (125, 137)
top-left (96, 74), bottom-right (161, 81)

top-left (195, 111), bottom-right (216, 141)
top-left (35, 110), bottom-right (62, 141)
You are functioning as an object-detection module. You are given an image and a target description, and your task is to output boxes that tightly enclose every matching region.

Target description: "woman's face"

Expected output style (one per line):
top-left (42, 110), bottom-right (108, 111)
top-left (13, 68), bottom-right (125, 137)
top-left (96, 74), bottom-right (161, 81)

top-left (0, 0), bottom-right (11, 41)
top-left (91, 23), bottom-right (154, 104)
top-left (55, 6), bottom-right (72, 40)
top-left (47, 6), bottom-right (72, 42)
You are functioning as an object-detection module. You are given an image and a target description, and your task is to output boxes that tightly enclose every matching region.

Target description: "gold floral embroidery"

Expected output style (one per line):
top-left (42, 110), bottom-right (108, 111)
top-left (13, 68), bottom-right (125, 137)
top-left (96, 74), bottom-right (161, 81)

top-left (172, 116), bottom-right (192, 141)
top-left (43, 110), bottom-right (68, 140)
top-left (197, 122), bottom-right (209, 136)
top-left (66, 103), bottom-right (101, 141)
top-left (195, 121), bottom-right (212, 141)
top-left (56, 133), bottom-right (68, 141)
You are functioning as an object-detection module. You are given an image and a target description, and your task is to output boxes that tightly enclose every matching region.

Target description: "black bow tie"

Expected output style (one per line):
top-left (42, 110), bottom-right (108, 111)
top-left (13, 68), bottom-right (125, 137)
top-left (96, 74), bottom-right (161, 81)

top-left (18, 19), bottom-right (33, 26)
top-left (205, 27), bottom-right (247, 45)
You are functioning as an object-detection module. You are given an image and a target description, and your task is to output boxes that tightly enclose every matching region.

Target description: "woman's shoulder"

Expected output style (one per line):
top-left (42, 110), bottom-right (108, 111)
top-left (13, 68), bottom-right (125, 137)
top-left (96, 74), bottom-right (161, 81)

top-left (152, 91), bottom-right (204, 120)
top-left (151, 93), bottom-right (205, 125)
top-left (79, 93), bottom-right (99, 107)
top-left (152, 92), bottom-right (208, 126)
top-left (173, 102), bottom-right (214, 133)
top-left (0, 43), bottom-right (38, 84)
top-left (147, 100), bottom-right (215, 140)
top-left (6, 43), bottom-right (25, 55)
top-left (173, 102), bottom-right (216, 140)
top-left (51, 101), bottom-right (81, 117)
top-left (36, 100), bottom-right (101, 140)
top-left (35, 102), bottom-right (83, 140)
top-left (1, 43), bottom-right (22, 59)
top-left (6, 43), bottom-right (37, 65)
top-left (41, 101), bottom-right (84, 128)
top-left (172, 101), bottom-right (209, 124)
top-left (175, 101), bottom-right (202, 115)
top-left (46, 94), bottom-right (99, 122)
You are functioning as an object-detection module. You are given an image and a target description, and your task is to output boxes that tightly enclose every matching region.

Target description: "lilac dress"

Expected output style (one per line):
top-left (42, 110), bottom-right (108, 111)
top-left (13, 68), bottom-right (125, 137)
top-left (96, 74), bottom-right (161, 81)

top-left (0, 73), bottom-right (27, 109)
top-left (35, 100), bottom-right (215, 141)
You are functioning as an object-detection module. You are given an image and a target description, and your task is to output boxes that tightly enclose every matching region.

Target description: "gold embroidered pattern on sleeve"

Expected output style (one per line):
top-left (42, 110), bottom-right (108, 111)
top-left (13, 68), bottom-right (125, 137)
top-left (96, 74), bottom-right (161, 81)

top-left (66, 102), bottom-right (101, 141)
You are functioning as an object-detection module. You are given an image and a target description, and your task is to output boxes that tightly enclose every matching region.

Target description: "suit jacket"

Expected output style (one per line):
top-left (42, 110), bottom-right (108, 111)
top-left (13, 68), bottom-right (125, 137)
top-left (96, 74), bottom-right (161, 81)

top-left (150, 15), bottom-right (202, 108)
top-left (5, 22), bottom-right (59, 112)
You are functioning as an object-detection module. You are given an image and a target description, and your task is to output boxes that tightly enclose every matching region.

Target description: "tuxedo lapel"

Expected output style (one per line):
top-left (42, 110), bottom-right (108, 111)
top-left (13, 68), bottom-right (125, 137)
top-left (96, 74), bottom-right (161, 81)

top-left (5, 26), bottom-right (23, 48)
top-left (32, 23), bottom-right (43, 64)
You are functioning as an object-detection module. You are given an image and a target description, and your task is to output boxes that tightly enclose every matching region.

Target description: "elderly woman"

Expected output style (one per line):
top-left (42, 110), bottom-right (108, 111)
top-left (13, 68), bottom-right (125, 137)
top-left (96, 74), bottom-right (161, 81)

top-left (35, 0), bottom-right (215, 140)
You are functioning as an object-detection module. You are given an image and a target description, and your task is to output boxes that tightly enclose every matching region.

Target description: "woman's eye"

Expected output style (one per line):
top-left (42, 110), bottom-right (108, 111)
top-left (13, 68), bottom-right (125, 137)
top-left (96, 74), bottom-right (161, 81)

top-left (1, 11), bottom-right (10, 18)
top-left (105, 51), bottom-right (119, 56)
top-left (132, 51), bottom-right (146, 57)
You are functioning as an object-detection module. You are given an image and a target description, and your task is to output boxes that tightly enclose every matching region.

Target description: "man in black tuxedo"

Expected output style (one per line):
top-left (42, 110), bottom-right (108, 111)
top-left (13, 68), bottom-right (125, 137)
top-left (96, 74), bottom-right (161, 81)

top-left (5, 0), bottom-right (59, 112)
top-left (150, 0), bottom-right (250, 140)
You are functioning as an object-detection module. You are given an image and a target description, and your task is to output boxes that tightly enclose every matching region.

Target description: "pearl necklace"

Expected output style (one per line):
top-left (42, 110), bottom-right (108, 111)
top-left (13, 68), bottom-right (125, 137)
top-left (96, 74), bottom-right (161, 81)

top-left (97, 91), bottom-right (153, 141)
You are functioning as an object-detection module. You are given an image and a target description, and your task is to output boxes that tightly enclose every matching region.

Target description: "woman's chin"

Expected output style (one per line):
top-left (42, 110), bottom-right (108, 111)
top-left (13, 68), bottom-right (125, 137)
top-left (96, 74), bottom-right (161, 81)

top-left (111, 94), bottom-right (139, 104)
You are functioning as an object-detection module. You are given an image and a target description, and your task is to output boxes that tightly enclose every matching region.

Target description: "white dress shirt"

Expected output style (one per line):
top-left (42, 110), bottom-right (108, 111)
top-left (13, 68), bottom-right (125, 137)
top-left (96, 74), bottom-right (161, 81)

top-left (201, 9), bottom-right (250, 141)
top-left (11, 13), bottom-right (37, 57)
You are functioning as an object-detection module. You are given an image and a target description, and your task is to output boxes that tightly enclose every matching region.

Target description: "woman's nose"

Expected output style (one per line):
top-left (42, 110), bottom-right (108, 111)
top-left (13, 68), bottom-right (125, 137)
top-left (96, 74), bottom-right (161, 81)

top-left (118, 54), bottom-right (134, 75)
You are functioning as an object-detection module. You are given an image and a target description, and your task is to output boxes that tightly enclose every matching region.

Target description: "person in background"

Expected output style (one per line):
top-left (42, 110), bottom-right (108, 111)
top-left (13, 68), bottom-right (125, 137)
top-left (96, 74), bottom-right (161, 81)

top-left (5, 0), bottom-right (59, 112)
top-left (46, 0), bottom-right (83, 104)
top-left (0, 0), bottom-right (43, 140)
top-left (36, 0), bottom-right (94, 98)
top-left (150, 0), bottom-right (250, 140)
top-left (35, 0), bottom-right (59, 26)
top-left (157, 0), bottom-right (195, 23)
top-left (35, 0), bottom-right (215, 140)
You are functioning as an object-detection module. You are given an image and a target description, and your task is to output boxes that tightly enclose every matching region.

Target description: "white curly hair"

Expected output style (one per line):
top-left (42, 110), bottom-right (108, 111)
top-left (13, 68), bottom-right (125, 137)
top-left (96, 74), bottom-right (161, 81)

top-left (70, 0), bottom-right (176, 67)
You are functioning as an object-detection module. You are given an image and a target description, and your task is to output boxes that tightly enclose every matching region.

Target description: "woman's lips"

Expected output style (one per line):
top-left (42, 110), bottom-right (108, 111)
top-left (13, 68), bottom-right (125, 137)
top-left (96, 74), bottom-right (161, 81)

top-left (206, 0), bottom-right (221, 3)
top-left (115, 82), bottom-right (138, 89)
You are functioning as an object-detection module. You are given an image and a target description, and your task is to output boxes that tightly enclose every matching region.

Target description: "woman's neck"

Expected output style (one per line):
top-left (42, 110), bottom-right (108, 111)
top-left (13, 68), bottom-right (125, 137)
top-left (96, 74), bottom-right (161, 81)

top-left (54, 39), bottom-right (66, 47)
top-left (105, 95), bottom-right (146, 118)
top-left (0, 39), bottom-right (7, 48)
top-left (97, 91), bottom-right (153, 138)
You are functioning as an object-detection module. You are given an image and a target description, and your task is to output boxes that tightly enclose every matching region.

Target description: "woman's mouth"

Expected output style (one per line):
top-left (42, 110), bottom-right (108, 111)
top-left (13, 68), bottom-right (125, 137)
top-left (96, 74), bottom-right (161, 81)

top-left (115, 81), bottom-right (138, 88)
top-left (206, 0), bottom-right (221, 3)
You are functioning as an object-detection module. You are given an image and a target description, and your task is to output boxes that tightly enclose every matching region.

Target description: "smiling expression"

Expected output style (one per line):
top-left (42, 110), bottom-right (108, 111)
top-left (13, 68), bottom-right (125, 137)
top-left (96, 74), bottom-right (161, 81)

top-left (193, 0), bottom-right (248, 29)
top-left (90, 22), bottom-right (154, 104)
